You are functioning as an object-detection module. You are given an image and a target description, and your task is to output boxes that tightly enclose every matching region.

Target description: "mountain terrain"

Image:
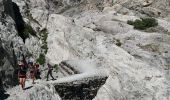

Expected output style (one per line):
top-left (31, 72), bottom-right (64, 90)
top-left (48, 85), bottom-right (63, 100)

top-left (0, 0), bottom-right (170, 100)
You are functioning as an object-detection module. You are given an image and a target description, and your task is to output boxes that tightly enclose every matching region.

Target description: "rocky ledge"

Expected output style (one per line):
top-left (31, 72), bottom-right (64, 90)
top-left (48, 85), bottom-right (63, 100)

top-left (55, 76), bottom-right (108, 100)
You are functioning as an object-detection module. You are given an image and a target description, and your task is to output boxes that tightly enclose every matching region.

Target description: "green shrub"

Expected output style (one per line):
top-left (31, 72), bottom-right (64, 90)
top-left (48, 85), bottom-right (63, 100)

top-left (127, 17), bottom-right (158, 30)
top-left (141, 17), bottom-right (158, 27)
top-left (133, 19), bottom-right (146, 30)
top-left (19, 24), bottom-right (36, 42)
top-left (116, 39), bottom-right (122, 47)
top-left (41, 44), bottom-right (48, 54)
top-left (40, 28), bottom-right (48, 54)
top-left (127, 20), bottom-right (134, 25)
top-left (21, 24), bottom-right (36, 37)
top-left (54, 64), bottom-right (59, 72)
top-left (36, 53), bottom-right (45, 65)
top-left (24, 24), bottom-right (36, 36)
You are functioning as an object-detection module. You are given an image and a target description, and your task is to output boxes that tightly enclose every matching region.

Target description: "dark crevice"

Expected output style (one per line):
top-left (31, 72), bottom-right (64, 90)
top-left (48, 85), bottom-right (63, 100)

top-left (11, 2), bottom-right (25, 33)
top-left (3, 0), bottom-right (36, 42)
top-left (55, 77), bottom-right (108, 100)
top-left (0, 78), bottom-right (10, 100)
top-left (4, 0), bottom-right (24, 32)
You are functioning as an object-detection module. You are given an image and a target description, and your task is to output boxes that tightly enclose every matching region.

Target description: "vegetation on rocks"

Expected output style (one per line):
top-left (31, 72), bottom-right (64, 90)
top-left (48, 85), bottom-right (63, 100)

top-left (19, 24), bottom-right (36, 42)
top-left (39, 28), bottom-right (48, 54)
top-left (127, 20), bottom-right (134, 25)
top-left (113, 38), bottom-right (122, 47)
top-left (36, 29), bottom-right (48, 65)
top-left (36, 53), bottom-right (45, 65)
top-left (115, 39), bottom-right (122, 47)
top-left (127, 17), bottom-right (158, 30)
top-left (54, 64), bottom-right (59, 72)
top-left (23, 24), bottom-right (36, 36)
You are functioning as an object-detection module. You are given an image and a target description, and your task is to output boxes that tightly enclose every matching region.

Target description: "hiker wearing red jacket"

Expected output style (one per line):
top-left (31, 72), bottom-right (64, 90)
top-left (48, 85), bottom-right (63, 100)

top-left (18, 60), bottom-right (27, 90)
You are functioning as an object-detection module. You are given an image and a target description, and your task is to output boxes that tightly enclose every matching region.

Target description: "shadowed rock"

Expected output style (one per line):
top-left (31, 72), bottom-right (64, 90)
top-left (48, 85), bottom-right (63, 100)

top-left (55, 77), bottom-right (108, 100)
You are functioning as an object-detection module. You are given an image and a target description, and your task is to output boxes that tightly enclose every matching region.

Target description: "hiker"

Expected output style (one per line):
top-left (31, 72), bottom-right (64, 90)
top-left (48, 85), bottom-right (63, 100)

top-left (46, 62), bottom-right (55, 81)
top-left (18, 60), bottom-right (27, 90)
top-left (34, 63), bottom-right (41, 79)
top-left (28, 57), bottom-right (34, 67)
top-left (29, 65), bottom-right (36, 84)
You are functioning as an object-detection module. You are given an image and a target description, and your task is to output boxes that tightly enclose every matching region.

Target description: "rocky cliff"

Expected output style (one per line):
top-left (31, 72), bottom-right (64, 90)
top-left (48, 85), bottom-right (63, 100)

top-left (0, 0), bottom-right (40, 98)
top-left (0, 0), bottom-right (19, 97)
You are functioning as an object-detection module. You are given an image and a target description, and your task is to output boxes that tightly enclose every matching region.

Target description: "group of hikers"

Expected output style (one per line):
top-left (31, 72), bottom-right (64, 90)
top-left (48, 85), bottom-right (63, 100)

top-left (17, 55), bottom-right (56, 90)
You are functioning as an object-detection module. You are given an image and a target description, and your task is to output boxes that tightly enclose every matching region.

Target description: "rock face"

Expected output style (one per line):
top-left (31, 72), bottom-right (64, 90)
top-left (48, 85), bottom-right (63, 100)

top-left (45, 13), bottom-right (170, 100)
top-left (0, 0), bottom-right (20, 97)
top-left (6, 80), bottom-right (62, 100)
top-left (1, 0), bottom-right (170, 100)
top-left (0, 0), bottom-right (40, 97)
top-left (55, 77), bottom-right (107, 100)
top-left (111, 0), bottom-right (170, 17)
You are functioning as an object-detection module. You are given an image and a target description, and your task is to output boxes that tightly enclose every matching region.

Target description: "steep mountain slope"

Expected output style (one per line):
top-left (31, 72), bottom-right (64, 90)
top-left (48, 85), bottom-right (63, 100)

top-left (45, 12), bottom-right (170, 100)
top-left (0, 0), bottom-right (170, 100)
